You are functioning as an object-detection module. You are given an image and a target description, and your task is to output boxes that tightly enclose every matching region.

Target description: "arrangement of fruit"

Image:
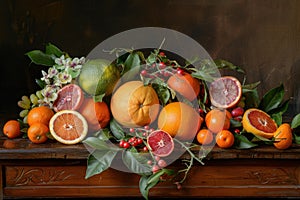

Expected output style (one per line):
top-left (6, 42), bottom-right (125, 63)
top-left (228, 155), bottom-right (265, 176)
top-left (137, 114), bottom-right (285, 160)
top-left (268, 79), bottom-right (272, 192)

top-left (2, 43), bottom-right (300, 199)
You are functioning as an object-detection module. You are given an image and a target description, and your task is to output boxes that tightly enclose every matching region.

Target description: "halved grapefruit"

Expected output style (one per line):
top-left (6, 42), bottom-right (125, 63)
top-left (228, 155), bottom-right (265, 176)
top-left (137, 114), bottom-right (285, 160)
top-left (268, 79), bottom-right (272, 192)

top-left (147, 130), bottom-right (174, 157)
top-left (209, 76), bottom-right (242, 109)
top-left (53, 84), bottom-right (84, 112)
top-left (242, 108), bottom-right (278, 139)
top-left (49, 110), bottom-right (88, 144)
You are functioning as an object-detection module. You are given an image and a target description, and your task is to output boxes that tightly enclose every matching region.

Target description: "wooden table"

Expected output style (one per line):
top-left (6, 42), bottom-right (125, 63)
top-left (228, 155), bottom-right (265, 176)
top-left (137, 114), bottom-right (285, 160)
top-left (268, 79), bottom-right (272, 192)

top-left (1, 136), bottom-right (300, 199)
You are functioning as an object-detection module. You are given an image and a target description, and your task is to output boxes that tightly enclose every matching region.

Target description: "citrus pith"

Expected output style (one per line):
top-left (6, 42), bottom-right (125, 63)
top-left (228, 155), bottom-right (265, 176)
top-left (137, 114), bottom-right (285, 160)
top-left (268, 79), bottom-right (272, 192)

top-left (49, 110), bottom-right (88, 144)
top-left (242, 108), bottom-right (277, 139)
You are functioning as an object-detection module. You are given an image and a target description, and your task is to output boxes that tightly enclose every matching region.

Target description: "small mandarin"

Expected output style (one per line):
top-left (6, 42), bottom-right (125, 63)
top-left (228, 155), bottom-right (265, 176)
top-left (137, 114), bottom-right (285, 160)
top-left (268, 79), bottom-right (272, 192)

top-left (216, 130), bottom-right (235, 148)
top-left (3, 120), bottom-right (21, 139)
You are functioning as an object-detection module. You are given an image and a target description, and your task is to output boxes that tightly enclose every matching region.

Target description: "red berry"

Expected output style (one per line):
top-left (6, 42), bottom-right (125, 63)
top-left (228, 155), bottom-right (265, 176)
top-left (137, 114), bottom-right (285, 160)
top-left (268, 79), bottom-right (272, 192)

top-left (119, 140), bottom-right (125, 148)
top-left (122, 142), bottom-right (130, 149)
top-left (143, 146), bottom-right (148, 152)
top-left (147, 160), bottom-right (152, 165)
top-left (152, 165), bottom-right (160, 173)
top-left (176, 68), bottom-right (185, 75)
top-left (159, 62), bottom-right (166, 69)
top-left (159, 52), bottom-right (165, 57)
top-left (137, 138), bottom-right (143, 145)
top-left (158, 159), bottom-right (167, 168)
top-left (140, 70), bottom-right (147, 76)
top-left (231, 107), bottom-right (244, 118)
top-left (155, 155), bottom-right (161, 162)
top-left (129, 128), bottom-right (135, 133)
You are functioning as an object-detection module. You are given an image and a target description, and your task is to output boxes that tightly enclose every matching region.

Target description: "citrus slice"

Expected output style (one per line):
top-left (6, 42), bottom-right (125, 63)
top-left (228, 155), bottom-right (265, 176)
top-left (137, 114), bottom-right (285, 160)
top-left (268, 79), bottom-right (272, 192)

top-left (53, 84), bottom-right (84, 112)
top-left (209, 76), bottom-right (242, 109)
top-left (49, 110), bottom-right (88, 144)
top-left (242, 108), bottom-right (278, 139)
top-left (147, 130), bottom-right (174, 157)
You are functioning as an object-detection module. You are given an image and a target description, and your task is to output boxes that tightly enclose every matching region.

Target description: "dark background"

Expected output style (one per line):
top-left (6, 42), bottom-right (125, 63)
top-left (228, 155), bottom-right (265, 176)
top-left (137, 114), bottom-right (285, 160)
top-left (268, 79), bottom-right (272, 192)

top-left (1, 0), bottom-right (300, 122)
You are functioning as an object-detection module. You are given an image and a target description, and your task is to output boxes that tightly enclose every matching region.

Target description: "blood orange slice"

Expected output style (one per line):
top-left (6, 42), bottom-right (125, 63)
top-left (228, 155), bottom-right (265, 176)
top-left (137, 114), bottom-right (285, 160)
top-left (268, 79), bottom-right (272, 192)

top-left (209, 76), bottom-right (242, 109)
top-left (147, 130), bottom-right (174, 157)
top-left (242, 108), bottom-right (278, 139)
top-left (49, 110), bottom-right (88, 144)
top-left (53, 84), bottom-right (84, 112)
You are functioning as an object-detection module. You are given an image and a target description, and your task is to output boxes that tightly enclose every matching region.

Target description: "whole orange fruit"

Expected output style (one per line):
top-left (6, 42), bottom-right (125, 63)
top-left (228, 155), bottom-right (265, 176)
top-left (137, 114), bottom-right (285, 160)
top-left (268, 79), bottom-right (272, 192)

top-left (216, 130), bottom-right (235, 148)
top-left (79, 97), bottom-right (110, 132)
top-left (205, 109), bottom-right (232, 134)
top-left (27, 123), bottom-right (49, 144)
top-left (196, 129), bottom-right (214, 145)
top-left (110, 81), bottom-right (160, 128)
top-left (3, 120), bottom-right (21, 139)
top-left (27, 106), bottom-right (54, 126)
top-left (273, 123), bottom-right (293, 150)
top-left (167, 73), bottom-right (200, 101)
top-left (157, 102), bottom-right (203, 141)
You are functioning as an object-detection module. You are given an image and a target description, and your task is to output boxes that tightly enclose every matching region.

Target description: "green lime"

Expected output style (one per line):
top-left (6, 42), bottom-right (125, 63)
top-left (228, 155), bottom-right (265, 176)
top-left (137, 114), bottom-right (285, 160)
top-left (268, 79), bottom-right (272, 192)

top-left (78, 59), bottom-right (120, 96)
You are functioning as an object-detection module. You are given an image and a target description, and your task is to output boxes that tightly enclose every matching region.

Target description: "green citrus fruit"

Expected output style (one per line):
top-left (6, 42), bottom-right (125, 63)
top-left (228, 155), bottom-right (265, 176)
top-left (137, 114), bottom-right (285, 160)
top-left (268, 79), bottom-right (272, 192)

top-left (78, 59), bottom-right (120, 96)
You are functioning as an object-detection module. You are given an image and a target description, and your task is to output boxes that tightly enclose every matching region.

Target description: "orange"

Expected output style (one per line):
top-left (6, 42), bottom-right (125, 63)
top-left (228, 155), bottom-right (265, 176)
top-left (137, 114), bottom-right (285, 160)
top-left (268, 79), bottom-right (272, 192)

top-left (242, 108), bottom-right (277, 139)
top-left (209, 76), bottom-right (242, 109)
top-left (79, 97), bottom-right (111, 132)
top-left (273, 123), bottom-right (293, 150)
top-left (196, 129), bottom-right (214, 145)
top-left (167, 72), bottom-right (200, 101)
top-left (110, 81), bottom-right (160, 127)
top-left (27, 106), bottom-right (54, 126)
top-left (216, 130), bottom-right (235, 148)
top-left (3, 120), bottom-right (21, 139)
top-left (49, 110), bottom-right (88, 145)
top-left (27, 123), bottom-right (49, 144)
top-left (205, 109), bottom-right (232, 134)
top-left (157, 102), bottom-right (203, 141)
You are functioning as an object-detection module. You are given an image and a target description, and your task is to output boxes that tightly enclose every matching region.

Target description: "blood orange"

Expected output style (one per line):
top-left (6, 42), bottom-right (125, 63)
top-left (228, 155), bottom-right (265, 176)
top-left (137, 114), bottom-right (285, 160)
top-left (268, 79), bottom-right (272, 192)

top-left (209, 76), bottom-right (242, 109)
top-left (49, 110), bottom-right (88, 144)
top-left (147, 130), bottom-right (174, 157)
top-left (53, 84), bottom-right (84, 112)
top-left (242, 108), bottom-right (277, 139)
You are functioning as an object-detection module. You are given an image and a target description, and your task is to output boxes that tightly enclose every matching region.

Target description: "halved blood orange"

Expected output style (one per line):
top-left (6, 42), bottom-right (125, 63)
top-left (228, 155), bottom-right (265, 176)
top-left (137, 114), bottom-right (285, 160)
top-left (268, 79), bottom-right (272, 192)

top-left (53, 84), bottom-right (84, 112)
top-left (209, 76), bottom-right (242, 109)
top-left (147, 130), bottom-right (174, 157)
top-left (242, 108), bottom-right (278, 139)
top-left (49, 110), bottom-right (88, 144)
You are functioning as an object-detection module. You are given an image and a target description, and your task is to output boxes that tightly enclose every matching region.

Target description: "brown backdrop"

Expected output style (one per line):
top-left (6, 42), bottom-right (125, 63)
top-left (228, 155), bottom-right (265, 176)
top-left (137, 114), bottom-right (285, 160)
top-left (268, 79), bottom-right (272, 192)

top-left (1, 0), bottom-right (300, 121)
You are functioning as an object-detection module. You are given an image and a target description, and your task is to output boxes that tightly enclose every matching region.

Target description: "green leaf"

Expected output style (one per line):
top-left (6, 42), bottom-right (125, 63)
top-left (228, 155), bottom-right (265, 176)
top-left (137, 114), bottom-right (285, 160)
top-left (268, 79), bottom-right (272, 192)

top-left (146, 52), bottom-right (157, 64)
top-left (45, 43), bottom-right (63, 57)
top-left (271, 112), bottom-right (282, 126)
top-left (259, 84), bottom-right (284, 112)
top-left (25, 50), bottom-right (55, 66)
top-left (93, 93), bottom-right (105, 102)
top-left (85, 150), bottom-right (118, 179)
top-left (122, 148), bottom-right (152, 175)
top-left (191, 70), bottom-right (215, 82)
top-left (233, 133), bottom-right (258, 149)
top-left (122, 52), bottom-right (141, 75)
top-left (291, 113), bottom-right (300, 129)
top-left (214, 59), bottom-right (245, 73)
top-left (82, 137), bottom-right (120, 151)
top-left (243, 88), bottom-right (260, 109)
top-left (67, 68), bottom-right (81, 79)
top-left (110, 119), bottom-right (125, 140)
top-left (293, 133), bottom-right (300, 144)
top-left (35, 79), bottom-right (46, 89)
top-left (242, 81), bottom-right (261, 90)
top-left (230, 118), bottom-right (242, 128)
top-left (139, 175), bottom-right (150, 200)
top-left (152, 83), bottom-right (170, 105)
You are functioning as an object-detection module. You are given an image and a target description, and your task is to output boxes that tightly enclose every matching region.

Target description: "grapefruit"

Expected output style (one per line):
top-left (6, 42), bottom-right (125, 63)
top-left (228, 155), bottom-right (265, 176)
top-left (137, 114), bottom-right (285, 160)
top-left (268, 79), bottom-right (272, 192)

top-left (53, 84), bottom-right (84, 112)
top-left (78, 59), bottom-right (120, 96)
top-left (167, 72), bottom-right (200, 101)
top-left (242, 108), bottom-right (277, 139)
top-left (110, 81), bottom-right (160, 127)
top-left (147, 130), bottom-right (174, 157)
top-left (49, 110), bottom-right (88, 144)
top-left (157, 102), bottom-right (203, 141)
top-left (209, 76), bottom-right (242, 109)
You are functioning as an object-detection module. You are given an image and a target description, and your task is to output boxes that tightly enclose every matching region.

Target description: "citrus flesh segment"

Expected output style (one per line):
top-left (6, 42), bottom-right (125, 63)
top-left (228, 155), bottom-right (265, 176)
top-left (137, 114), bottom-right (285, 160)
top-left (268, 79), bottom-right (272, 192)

top-left (53, 84), bottom-right (84, 112)
top-left (49, 110), bottom-right (88, 144)
top-left (242, 108), bottom-right (277, 139)
top-left (209, 76), bottom-right (242, 109)
top-left (147, 130), bottom-right (174, 157)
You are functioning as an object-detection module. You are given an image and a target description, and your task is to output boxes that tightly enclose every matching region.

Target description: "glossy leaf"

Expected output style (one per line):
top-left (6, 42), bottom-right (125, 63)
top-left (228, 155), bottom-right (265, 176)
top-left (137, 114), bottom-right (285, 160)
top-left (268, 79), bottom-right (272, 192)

top-left (152, 83), bottom-right (170, 105)
top-left (233, 133), bottom-right (258, 149)
top-left (85, 150), bottom-right (117, 179)
top-left (45, 43), bottom-right (63, 57)
top-left (110, 119), bottom-right (125, 140)
top-left (259, 84), bottom-right (284, 112)
top-left (122, 148), bottom-right (152, 175)
top-left (82, 137), bottom-right (120, 151)
top-left (291, 113), bottom-right (300, 129)
top-left (25, 50), bottom-right (55, 66)
top-left (214, 59), bottom-right (245, 73)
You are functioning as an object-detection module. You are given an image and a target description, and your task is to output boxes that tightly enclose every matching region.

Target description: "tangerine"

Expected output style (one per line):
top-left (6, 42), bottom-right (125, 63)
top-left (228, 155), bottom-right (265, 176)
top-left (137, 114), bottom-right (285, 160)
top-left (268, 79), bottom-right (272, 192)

top-left (216, 130), bottom-right (235, 148)
top-left (49, 110), bottom-right (88, 145)
top-left (205, 109), bottom-right (232, 134)
top-left (110, 81), bottom-right (160, 127)
top-left (196, 129), bottom-right (214, 145)
top-left (157, 102), bottom-right (203, 141)
top-left (273, 123), bottom-right (293, 150)
top-left (27, 123), bottom-right (49, 144)
top-left (167, 72), bottom-right (200, 101)
top-left (3, 120), bottom-right (21, 139)
top-left (27, 106), bottom-right (54, 126)
top-left (242, 108), bottom-right (277, 139)
top-left (79, 97), bottom-right (110, 132)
